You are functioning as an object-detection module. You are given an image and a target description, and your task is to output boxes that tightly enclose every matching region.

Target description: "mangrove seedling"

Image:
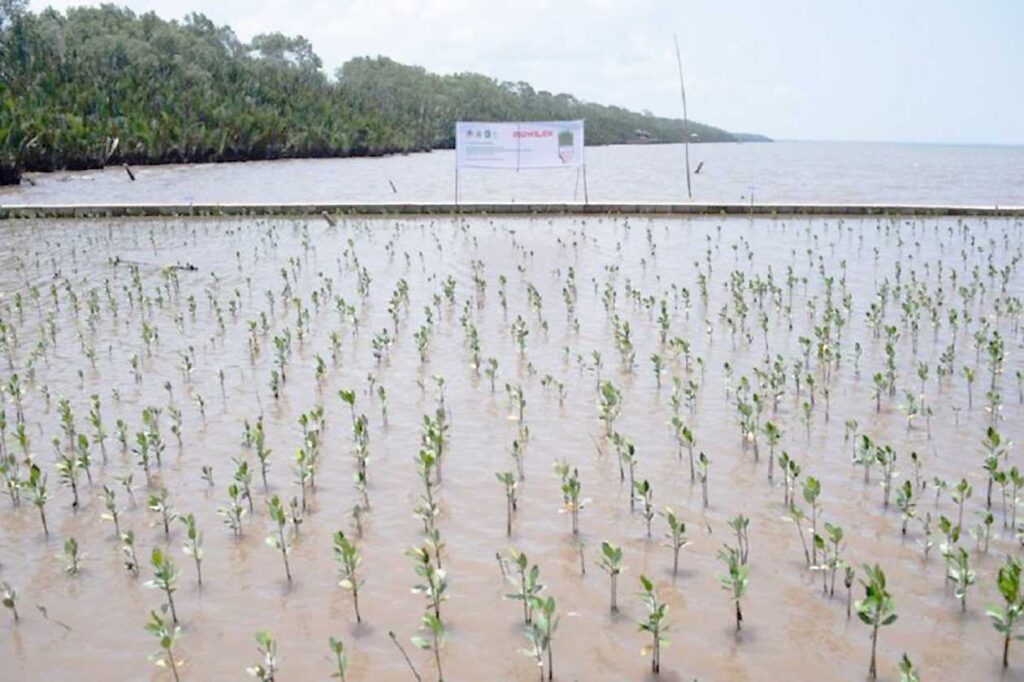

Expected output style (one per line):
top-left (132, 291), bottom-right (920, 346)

top-left (505, 549), bottom-right (543, 624)
top-left (26, 463), bottom-right (49, 536)
top-left (855, 564), bottom-right (897, 679)
top-left (329, 637), bottom-right (348, 681)
top-left (409, 545), bottom-right (447, 622)
top-left (952, 478), bottom-right (973, 534)
top-left (899, 653), bottom-right (920, 682)
top-left (803, 477), bottom-right (822, 564)
top-left (697, 452), bottom-right (710, 508)
top-left (332, 530), bottom-right (363, 624)
top-left (786, 504), bottom-right (811, 566)
top-left (101, 485), bottom-right (121, 538)
top-left (496, 471), bottom-right (518, 536)
top-left (2, 581), bottom-right (17, 622)
top-left (598, 541), bottom-right (624, 611)
top-left (728, 514), bottom-right (751, 565)
top-left (412, 612), bottom-right (445, 682)
top-left (763, 421), bottom-right (782, 481)
top-left (670, 416), bottom-right (696, 482)
top-left (717, 545), bottom-right (748, 631)
top-left (220, 483), bottom-right (247, 536)
top-left (145, 606), bottom-right (182, 682)
top-left (267, 495), bottom-right (292, 582)
top-left (661, 508), bottom-right (691, 577)
top-left (64, 537), bottom-right (81, 575)
top-left (638, 575), bottom-right (669, 673)
top-left (945, 546), bottom-right (976, 613)
top-left (895, 481), bottom-right (916, 535)
top-left (122, 530), bottom-right (140, 576)
top-left (523, 595), bottom-right (558, 682)
top-left (147, 547), bottom-right (180, 623)
top-left (987, 556), bottom-right (1024, 668)
top-left (55, 447), bottom-right (81, 509)
top-left (635, 480), bottom-right (654, 537)
top-left (148, 487), bottom-right (177, 538)
top-left (559, 467), bottom-right (586, 535)
top-left (181, 513), bottom-right (204, 586)
top-left (247, 630), bottom-right (279, 681)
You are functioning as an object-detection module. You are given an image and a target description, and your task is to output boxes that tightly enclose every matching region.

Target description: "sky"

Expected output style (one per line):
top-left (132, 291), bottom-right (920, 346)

top-left (28, 0), bottom-right (1024, 145)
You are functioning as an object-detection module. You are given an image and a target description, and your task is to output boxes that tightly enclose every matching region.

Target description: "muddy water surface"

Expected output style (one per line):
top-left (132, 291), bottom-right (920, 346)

top-left (0, 214), bottom-right (1022, 681)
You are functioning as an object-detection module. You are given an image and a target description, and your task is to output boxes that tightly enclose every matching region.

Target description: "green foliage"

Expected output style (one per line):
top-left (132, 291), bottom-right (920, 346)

top-left (638, 574), bottom-right (669, 673)
top-left (246, 630), bottom-right (278, 681)
top-left (332, 530), bottom-right (363, 623)
top-left (0, 6), bottom-right (742, 184)
top-left (855, 564), bottom-right (897, 679)
top-left (987, 556), bottom-right (1024, 667)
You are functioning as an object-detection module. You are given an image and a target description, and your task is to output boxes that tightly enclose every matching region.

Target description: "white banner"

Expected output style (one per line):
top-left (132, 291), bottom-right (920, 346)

top-left (455, 120), bottom-right (584, 169)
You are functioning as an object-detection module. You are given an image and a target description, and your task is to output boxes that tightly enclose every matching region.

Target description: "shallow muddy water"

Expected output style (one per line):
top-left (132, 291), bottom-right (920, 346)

top-left (0, 213), bottom-right (1022, 681)
top-left (3, 141), bottom-right (1024, 207)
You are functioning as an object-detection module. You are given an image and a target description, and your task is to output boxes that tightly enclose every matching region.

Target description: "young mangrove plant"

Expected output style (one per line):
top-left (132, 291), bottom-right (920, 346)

top-left (670, 416), bottom-right (696, 482)
top-left (496, 471), bottom-right (518, 536)
top-left (763, 420), bottom-right (782, 482)
top-left (945, 546), bottom-right (976, 613)
top-left (559, 467), bottom-right (586, 535)
top-left (148, 487), bottom-right (177, 538)
top-left (598, 541), bottom-right (624, 611)
top-left (855, 564), bottom-right (897, 680)
top-left (638, 575), bottom-right (669, 673)
top-left (220, 483), bottom-right (247, 536)
top-left (64, 537), bottom-right (81, 575)
top-left (952, 478), bottom-right (972, 535)
top-left (505, 549), bottom-right (543, 624)
top-left (328, 637), bottom-right (348, 681)
top-left (101, 484), bottom-right (121, 538)
top-left (145, 605), bottom-right (182, 682)
top-left (662, 508), bottom-right (691, 577)
top-left (635, 480), bottom-right (654, 538)
top-left (266, 495), bottom-right (292, 582)
top-left (2, 581), bottom-right (18, 623)
top-left (181, 513), bottom-right (204, 587)
top-left (803, 477), bottom-right (821, 564)
top-left (728, 514), bottom-right (751, 565)
top-left (247, 630), bottom-right (279, 681)
top-left (523, 595), bottom-right (558, 682)
top-left (147, 547), bottom-right (180, 624)
top-left (409, 544), bottom-right (448, 622)
top-left (697, 452), bottom-right (710, 508)
top-left (26, 463), bottom-right (49, 536)
top-left (718, 545), bottom-right (749, 631)
top-left (332, 530), bottom-right (363, 624)
top-left (412, 611), bottom-right (445, 682)
top-left (122, 530), bottom-right (140, 576)
top-left (895, 481), bottom-right (916, 535)
top-left (987, 556), bottom-right (1024, 668)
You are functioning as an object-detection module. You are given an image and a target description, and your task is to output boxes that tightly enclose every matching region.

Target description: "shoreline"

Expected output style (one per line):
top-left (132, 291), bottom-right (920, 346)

top-left (2, 201), bottom-right (1021, 220)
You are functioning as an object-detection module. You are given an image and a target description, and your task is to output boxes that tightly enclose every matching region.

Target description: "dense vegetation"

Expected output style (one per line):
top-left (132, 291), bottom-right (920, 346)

top-left (0, 3), bottom-right (759, 185)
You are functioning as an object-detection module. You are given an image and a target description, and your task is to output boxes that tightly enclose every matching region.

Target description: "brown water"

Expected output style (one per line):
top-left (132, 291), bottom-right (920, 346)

top-left (0, 214), bottom-right (1022, 681)
top-left (3, 142), bottom-right (1024, 207)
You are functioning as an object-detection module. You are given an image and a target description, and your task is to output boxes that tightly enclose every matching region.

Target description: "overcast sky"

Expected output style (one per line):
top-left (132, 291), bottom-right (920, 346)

top-left (30, 0), bottom-right (1024, 145)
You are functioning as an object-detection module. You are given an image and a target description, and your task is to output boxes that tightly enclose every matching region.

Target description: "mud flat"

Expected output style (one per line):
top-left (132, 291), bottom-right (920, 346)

top-left (0, 213), bottom-right (1021, 680)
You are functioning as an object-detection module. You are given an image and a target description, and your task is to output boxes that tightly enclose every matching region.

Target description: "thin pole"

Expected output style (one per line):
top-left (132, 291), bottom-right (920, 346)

top-left (455, 167), bottom-right (459, 207)
top-left (582, 164), bottom-right (589, 205)
top-left (673, 34), bottom-right (693, 200)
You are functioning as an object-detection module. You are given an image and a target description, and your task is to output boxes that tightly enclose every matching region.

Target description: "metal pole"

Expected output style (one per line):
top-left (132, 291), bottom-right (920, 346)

top-left (673, 34), bottom-right (693, 200)
top-left (582, 164), bottom-right (589, 205)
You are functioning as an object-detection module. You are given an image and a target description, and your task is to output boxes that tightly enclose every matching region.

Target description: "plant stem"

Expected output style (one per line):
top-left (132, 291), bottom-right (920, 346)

top-left (388, 630), bottom-right (422, 682)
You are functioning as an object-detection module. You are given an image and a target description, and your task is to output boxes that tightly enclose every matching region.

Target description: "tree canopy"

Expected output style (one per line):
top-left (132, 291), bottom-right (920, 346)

top-left (0, 4), bottom-right (756, 185)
